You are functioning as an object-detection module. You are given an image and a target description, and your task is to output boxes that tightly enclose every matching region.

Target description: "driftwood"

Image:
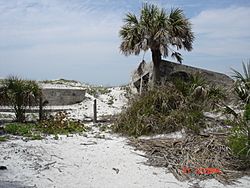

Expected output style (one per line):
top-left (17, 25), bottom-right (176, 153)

top-left (80, 141), bottom-right (97, 145)
top-left (128, 134), bottom-right (249, 185)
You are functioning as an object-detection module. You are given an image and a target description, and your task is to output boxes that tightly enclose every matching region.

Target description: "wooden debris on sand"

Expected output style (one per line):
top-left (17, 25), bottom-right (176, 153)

top-left (128, 134), bottom-right (249, 185)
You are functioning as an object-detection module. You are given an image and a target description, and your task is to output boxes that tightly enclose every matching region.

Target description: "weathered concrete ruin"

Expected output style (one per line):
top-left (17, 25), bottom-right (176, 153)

top-left (0, 77), bottom-right (86, 106)
top-left (42, 88), bottom-right (86, 106)
top-left (130, 60), bottom-right (234, 93)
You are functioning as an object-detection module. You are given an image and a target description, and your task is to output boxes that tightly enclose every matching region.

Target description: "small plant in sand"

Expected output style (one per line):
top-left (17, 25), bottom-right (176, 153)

top-left (53, 135), bottom-right (59, 140)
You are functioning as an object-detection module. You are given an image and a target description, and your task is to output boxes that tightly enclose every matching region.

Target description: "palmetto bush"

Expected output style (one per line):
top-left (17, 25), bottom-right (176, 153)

top-left (0, 76), bottom-right (42, 122)
top-left (225, 61), bottom-right (250, 166)
top-left (113, 84), bottom-right (184, 136)
top-left (112, 72), bottom-right (228, 137)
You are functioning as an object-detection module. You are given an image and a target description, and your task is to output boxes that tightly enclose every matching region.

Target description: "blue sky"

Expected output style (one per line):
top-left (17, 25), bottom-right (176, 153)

top-left (0, 0), bottom-right (249, 86)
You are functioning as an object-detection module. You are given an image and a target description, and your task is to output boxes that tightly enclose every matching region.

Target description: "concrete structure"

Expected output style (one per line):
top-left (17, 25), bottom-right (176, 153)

top-left (0, 78), bottom-right (86, 106)
top-left (130, 60), bottom-right (234, 93)
top-left (42, 88), bottom-right (86, 106)
top-left (0, 77), bottom-right (6, 83)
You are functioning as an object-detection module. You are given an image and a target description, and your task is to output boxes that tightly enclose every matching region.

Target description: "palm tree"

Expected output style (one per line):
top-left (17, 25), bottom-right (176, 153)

top-left (119, 2), bottom-right (194, 85)
top-left (0, 76), bottom-right (42, 122)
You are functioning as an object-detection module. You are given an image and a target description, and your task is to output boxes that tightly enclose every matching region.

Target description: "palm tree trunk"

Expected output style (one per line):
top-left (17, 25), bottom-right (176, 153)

top-left (152, 49), bottom-right (162, 86)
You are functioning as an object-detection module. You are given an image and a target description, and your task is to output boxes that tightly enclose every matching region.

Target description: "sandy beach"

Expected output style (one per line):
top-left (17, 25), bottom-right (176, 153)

top-left (0, 81), bottom-right (250, 188)
top-left (1, 130), bottom-right (250, 188)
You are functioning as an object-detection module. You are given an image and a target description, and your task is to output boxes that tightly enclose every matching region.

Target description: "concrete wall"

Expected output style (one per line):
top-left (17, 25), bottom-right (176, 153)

top-left (42, 88), bottom-right (86, 106)
top-left (0, 78), bottom-right (86, 106)
top-left (130, 60), bottom-right (234, 93)
top-left (0, 77), bottom-right (5, 83)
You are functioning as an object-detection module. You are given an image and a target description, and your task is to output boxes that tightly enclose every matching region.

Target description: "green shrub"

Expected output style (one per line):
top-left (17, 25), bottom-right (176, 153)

top-left (112, 84), bottom-right (204, 137)
top-left (225, 61), bottom-right (250, 168)
top-left (36, 111), bottom-right (91, 135)
top-left (227, 120), bottom-right (250, 167)
top-left (112, 72), bottom-right (228, 137)
top-left (226, 104), bottom-right (250, 166)
top-left (4, 111), bottom-right (91, 139)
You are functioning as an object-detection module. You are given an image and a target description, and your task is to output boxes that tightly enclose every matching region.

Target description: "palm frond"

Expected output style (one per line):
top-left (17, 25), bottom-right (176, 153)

top-left (137, 60), bottom-right (146, 76)
top-left (242, 61), bottom-right (250, 82)
top-left (230, 62), bottom-right (250, 104)
top-left (224, 105), bottom-right (238, 118)
top-left (234, 86), bottom-right (250, 104)
top-left (230, 67), bottom-right (246, 83)
top-left (230, 61), bottom-right (250, 85)
top-left (171, 52), bottom-right (183, 63)
top-left (192, 86), bottom-right (207, 100)
top-left (159, 44), bottom-right (169, 57)
top-left (168, 8), bottom-right (194, 51)
top-left (119, 2), bottom-right (194, 78)
top-left (188, 71), bottom-right (207, 88)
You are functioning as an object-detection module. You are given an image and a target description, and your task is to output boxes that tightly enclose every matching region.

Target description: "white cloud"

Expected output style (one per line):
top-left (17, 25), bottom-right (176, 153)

top-left (191, 6), bottom-right (250, 57)
top-left (0, 0), bottom-right (124, 45)
top-left (0, 0), bottom-right (131, 85)
top-left (1, 0), bottom-right (249, 85)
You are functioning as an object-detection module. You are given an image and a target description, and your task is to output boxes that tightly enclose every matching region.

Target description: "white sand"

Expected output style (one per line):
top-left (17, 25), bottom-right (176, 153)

top-left (1, 131), bottom-right (249, 188)
top-left (0, 133), bottom-right (186, 188)
top-left (0, 82), bottom-right (249, 188)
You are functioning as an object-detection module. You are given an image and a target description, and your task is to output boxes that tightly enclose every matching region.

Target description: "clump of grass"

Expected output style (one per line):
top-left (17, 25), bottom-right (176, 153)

top-left (40, 78), bottom-right (79, 85)
top-left (0, 113), bottom-right (13, 118)
top-left (87, 86), bottom-right (111, 97)
top-left (94, 134), bottom-right (105, 139)
top-left (53, 135), bottom-right (59, 140)
top-left (31, 135), bottom-right (43, 140)
top-left (5, 123), bottom-right (33, 135)
top-left (0, 136), bottom-right (9, 142)
top-left (99, 125), bottom-right (108, 132)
